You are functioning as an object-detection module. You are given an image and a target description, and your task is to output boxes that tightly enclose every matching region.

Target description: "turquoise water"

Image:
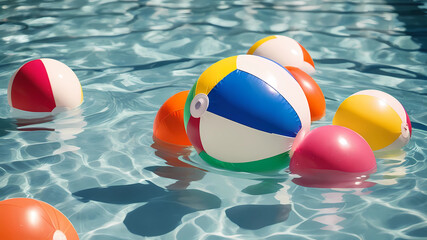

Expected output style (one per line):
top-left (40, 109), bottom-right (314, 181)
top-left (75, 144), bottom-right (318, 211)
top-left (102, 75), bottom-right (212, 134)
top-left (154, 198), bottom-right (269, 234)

top-left (1, 0), bottom-right (426, 239)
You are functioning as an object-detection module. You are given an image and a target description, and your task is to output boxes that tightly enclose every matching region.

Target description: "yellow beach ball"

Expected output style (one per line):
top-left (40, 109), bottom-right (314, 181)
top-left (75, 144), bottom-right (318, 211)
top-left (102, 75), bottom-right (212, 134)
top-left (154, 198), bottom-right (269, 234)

top-left (333, 90), bottom-right (412, 152)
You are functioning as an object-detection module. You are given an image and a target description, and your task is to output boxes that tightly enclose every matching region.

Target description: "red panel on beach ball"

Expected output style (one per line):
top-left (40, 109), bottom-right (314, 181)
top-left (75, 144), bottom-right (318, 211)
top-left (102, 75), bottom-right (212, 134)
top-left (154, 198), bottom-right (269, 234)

top-left (0, 198), bottom-right (79, 240)
top-left (10, 59), bottom-right (56, 112)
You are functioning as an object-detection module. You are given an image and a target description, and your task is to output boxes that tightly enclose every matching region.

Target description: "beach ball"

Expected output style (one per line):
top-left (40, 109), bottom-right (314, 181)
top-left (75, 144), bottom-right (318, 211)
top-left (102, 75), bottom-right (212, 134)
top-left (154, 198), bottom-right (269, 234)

top-left (184, 55), bottom-right (311, 172)
top-left (333, 90), bottom-right (412, 151)
top-left (286, 66), bottom-right (325, 121)
top-left (247, 35), bottom-right (315, 75)
top-left (153, 90), bottom-right (192, 146)
top-left (8, 58), bottom-right (83, 113)
top-left (0, 198), bottom-right (79, 240)
top-left (290, 125), bottom-right (377, 175)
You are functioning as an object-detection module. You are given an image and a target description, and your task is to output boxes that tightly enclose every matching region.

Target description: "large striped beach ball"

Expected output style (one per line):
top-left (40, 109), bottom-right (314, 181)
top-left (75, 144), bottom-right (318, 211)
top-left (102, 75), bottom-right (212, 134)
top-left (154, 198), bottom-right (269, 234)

top-left (8, 59), bottom-right (83, 113)
top-left (333, 90), bottom-right (412, 152)
top-left (247, 35), bottom-right (315, 75)
top-left (184, 55), bottom-right (311, 172)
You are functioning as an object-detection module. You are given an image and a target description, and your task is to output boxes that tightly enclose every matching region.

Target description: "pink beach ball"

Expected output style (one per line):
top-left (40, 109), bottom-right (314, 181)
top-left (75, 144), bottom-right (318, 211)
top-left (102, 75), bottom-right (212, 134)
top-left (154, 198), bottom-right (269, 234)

top-left (290, 125), bottom-right (377, 175)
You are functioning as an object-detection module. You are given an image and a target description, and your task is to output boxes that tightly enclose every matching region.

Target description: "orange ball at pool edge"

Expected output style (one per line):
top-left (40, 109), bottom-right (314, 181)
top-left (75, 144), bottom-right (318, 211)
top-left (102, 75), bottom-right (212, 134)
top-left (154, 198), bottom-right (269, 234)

top-left (153, 90), bottom-right (192, 146)
top-left (286, 67), bottom-right (326, 121)
top-left (0, 198), bottom-right (79, 240)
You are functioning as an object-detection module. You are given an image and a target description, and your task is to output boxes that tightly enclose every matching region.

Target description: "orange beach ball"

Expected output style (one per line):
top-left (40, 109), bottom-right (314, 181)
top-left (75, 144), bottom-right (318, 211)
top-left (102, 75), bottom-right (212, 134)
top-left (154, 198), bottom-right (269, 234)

top-left (153, 90), bottom-right (192, 146)
top-left (286, 67), bottom-right (325, 121)
top-left (0, 198), bottom-right (79, 240)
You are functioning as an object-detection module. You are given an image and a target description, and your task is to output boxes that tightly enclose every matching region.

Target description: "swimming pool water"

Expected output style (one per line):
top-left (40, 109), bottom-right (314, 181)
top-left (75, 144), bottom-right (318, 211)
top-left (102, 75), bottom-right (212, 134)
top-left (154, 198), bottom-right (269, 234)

top-left (0, 0), bottom-right (426, 239)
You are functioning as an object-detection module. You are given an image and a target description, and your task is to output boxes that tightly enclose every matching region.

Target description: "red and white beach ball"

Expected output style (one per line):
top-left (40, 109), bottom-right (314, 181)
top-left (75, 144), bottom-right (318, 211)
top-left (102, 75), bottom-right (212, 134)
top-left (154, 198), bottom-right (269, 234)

top-left (8, 58), bottom-right (83, 113)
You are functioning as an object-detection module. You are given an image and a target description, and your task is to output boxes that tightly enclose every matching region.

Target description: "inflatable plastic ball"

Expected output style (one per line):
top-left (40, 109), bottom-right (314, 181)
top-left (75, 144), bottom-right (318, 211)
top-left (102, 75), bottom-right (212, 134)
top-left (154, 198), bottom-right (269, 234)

top-left (333, 90), bottom-right (412, 152)
top-left (286, 66), bottom-right (325, 121)
top-left (247, 35), bottom-right (315, 75)
top-left (153, 90), bottom-right (192, 146)
top-left (184, 55), bottom-right (311, 172)
top-left (0, 198), bottom-right (79, 240)
top-left (290, 125), bottom-right (377, 174)
top-left (289, 125), bottom-right (377, 188)
top-left (8, 58), bottom-right (83, 113)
